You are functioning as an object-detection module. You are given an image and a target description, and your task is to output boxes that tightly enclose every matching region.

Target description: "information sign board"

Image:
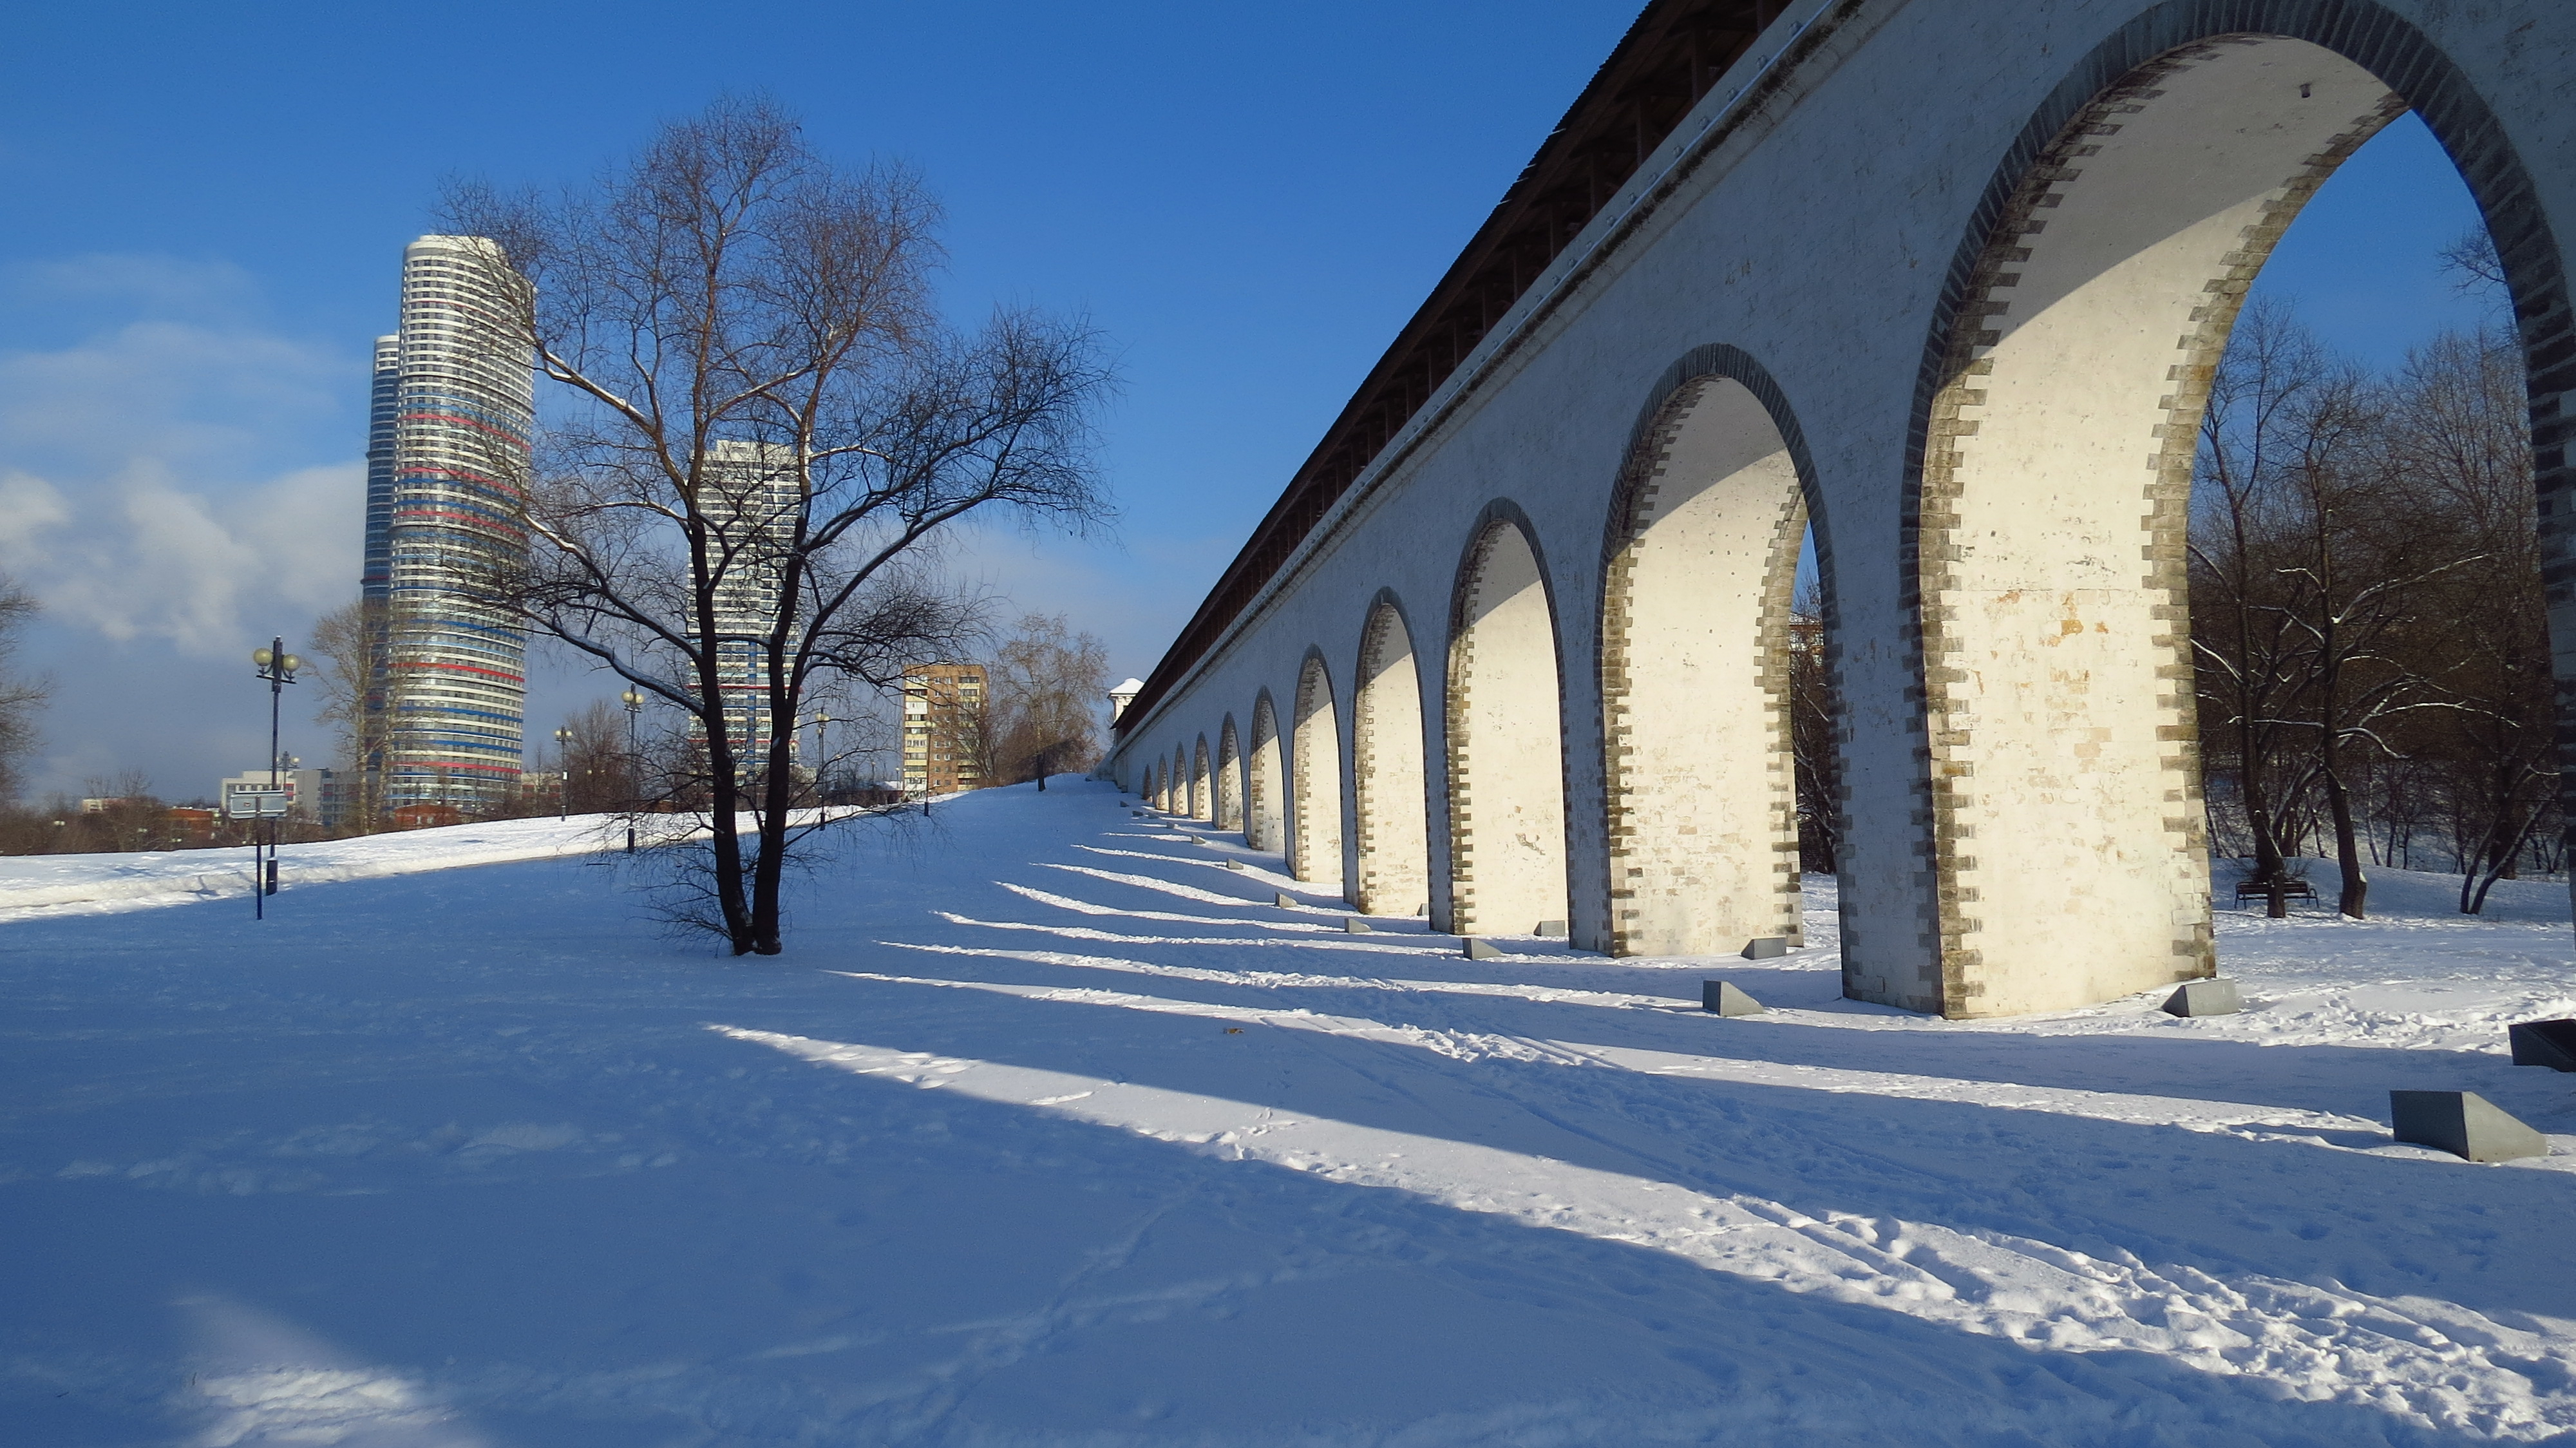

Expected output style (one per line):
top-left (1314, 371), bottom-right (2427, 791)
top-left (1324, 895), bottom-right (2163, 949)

top-left (225, 788), bottom-right (290, 820)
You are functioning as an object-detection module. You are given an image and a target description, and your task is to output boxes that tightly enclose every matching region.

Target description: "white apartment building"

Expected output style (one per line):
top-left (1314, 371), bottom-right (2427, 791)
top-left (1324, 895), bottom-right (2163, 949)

top-left (700, 440), bottom-right (801, 767)
top-left (367, 235), bottom-right (536, 814)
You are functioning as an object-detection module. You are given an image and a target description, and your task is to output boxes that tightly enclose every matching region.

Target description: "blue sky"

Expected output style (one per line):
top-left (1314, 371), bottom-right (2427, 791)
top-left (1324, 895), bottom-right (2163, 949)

top-left (0, 3), bottom-right (2491, 802)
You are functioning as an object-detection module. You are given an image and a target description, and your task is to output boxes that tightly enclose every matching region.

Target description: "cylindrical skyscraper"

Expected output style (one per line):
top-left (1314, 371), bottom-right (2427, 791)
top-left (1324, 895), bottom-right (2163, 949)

top-left (371, 235), bottom-right (535, 815)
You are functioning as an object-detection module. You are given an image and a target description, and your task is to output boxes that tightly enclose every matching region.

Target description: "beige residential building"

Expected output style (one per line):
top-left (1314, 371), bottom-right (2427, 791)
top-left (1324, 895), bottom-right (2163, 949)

top-left (901, 663), bottom-right (985, 795)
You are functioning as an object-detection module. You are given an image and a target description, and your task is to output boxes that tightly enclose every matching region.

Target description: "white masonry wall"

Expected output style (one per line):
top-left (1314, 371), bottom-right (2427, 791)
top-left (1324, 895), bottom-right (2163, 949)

top-left (1112, 0), bottom-right (2576, 1017)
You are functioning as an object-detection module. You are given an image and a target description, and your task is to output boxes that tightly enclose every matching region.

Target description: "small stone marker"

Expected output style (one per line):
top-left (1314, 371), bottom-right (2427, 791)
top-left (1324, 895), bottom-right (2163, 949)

top-left (1702, 980), bottom-right (1765, 1016)
top-left (1464, 937), bottom-right (1502, 960)
top-left (2509, 1019), bottom-right (2576, 1072)
top-left (1345, 917), bottom-right (1372, 934)
top-left (2390, 1090), bottom-right (2547, 1163)
top-left (1535, 919), bottom-right (1568, 937)
top-left (1741, 937), bottom-right (1788, 960)
top-left (2162, 978), bottom-right (2242, 1018)
top-left (1274, 893), bottom-right (1298, 908)
top-left (1226, 859), bottom-right (1246, 872)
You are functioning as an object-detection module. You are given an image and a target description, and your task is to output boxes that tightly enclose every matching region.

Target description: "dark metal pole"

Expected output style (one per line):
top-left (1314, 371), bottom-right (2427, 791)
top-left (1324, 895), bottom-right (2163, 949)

top-left (623, 689), bottom-right (643, 852)
top-left (267, 637), bottom-right (283, 905)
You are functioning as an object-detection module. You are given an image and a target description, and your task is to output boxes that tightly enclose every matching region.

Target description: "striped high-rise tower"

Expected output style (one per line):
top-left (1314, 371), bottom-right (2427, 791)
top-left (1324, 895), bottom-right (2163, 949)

top-left (366, 235), bottom-right (535, 813)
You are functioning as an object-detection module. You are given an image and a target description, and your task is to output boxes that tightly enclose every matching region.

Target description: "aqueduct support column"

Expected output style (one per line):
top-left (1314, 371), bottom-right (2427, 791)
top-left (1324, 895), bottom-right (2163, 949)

top-left (1446, 516), bottom-right (1570, 935)
top-left (1354, 600), bottom-right (1431, 917)
top-left (1247, 694), bottom-right (1284, 853)
top-left (1900, 37), bottom-right (2406, 1016)
top-left (1600, 368), bottom-right (1809, 957)
top-left (1216, 718), bottom-right (1244, 832)
top-left (1290, 656), bottom-right (1345, 888)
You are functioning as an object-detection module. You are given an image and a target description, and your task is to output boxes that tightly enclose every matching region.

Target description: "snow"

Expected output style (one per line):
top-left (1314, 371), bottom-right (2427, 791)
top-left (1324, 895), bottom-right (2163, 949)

top-left (0, 816), bottom-right (612, 917)
top-left (5, 781), bottom-right (2575, 1445)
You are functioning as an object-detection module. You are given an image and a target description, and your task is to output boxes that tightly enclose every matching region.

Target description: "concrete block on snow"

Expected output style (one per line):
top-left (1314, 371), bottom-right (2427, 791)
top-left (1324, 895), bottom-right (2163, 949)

top-left (1463, 937), bottom-right (1502, 960)
top-left (2162, 978), bottom-right (2241, 1017)
top-left (1535, 920), bottom-right (1568, 937)
top-left (1345, 917), bottom-right (1372, 933)
top-left (1741, 937), bottom-right (1788, 960)
top-left (1226, 859), bottom-right (1245, 872)
top-left (1702, 981), bottom-right (1765, 1016)
top-left (1274, 893), bottom-right (1298, 908)
top-left (2509, 1019), bottom-right (2576, 1071)
top-left (2390, 1091), bottom-right (2547, 1163)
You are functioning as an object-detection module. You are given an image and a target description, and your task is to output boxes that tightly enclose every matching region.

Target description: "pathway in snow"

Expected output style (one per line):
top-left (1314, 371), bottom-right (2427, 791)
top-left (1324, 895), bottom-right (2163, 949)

top-left (5, 780), bottom-right (2575, 1445)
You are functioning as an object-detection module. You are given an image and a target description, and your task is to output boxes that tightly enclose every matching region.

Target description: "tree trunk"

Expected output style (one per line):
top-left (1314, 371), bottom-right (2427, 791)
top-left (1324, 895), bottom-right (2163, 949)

top-left (2320, 739), bottom-right (2368, 919)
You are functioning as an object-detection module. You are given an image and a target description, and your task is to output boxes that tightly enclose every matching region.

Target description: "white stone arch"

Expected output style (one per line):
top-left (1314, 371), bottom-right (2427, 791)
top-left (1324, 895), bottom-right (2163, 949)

top-left (1153, 756), bottom-right (1171, 812)
top-left (1893, 14), bottom-right (2575, 1018)
top-left (1352, 593), bottom-right (1430, 917)
top-left (1446, 508), bottom-right (1569, 936)
top-left (1171, 745), bottom-right (1188, 815)
top-left (1246, 692), bottom-right (1285, 853)
top-left (1289, 653), bottom-right (1345, 888)
top-left (1598, 353), bottom-right (1818, 958)
top-left (1215, 716), bottom-right (1244, 832)
top-left (1190, 736), bottom-right (1213, 821)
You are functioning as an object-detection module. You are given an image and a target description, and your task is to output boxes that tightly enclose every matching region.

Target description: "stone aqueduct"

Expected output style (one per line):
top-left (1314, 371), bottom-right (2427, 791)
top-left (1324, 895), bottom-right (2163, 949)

top-left (1103, 0), bottom-right (2576, 1018)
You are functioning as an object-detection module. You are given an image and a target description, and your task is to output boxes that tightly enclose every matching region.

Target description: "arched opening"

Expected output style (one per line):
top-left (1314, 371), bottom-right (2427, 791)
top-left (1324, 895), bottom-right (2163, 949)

top-left (1446, 515), bottom-right (1569, 936)
top-left (1190, 736), bottom-right (1213, 821)
top-left (1246, 692), bottom-right (1285, 853)
top-left (1154, 756), bottom-right (1172, 813)
top-left (1599, 363), bottom-right (1810, 957)
top-left (1902, 27), bottom-right (2568, 1017)
top-left (1289, 654), bottom-right (1344, 888)
top-left (1352, 598), bottom-right (1430, 917)
top-left (1215, 716), bottom-right (1244, 832)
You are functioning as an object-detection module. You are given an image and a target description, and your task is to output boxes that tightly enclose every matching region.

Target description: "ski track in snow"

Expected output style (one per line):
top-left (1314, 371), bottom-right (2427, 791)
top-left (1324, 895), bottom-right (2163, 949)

top-left (5, 780), bottom-right (2576, 1445)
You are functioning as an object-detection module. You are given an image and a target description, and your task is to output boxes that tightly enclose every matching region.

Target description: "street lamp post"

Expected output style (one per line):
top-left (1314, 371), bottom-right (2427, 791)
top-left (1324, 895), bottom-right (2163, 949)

top-left (811, 710), bottom-right (831, 823)
top-left (250, 639), bottom-right (301, 918)
top-left (554, 725), bottom-right (574, 821)
top-left (620, 688), bottom-right (643, 853)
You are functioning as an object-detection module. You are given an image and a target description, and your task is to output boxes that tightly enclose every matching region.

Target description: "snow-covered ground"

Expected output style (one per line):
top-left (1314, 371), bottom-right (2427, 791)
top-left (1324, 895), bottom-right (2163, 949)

top-left (6, 780), bottom-right (2574, 1445)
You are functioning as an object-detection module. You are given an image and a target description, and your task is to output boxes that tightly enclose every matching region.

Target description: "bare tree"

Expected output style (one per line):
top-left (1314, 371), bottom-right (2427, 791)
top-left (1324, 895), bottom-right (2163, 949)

top-left (2192, 303), bottom-right (2494, 919)
top-left (1786, 580), bottom-right (1839, 874)
top-left (446, 99), bottom-right (1112, 955)
top-left (307, 597), bottom-right (390, 828)
top-left (0, 577), bottom-right (45, 802)
top-left (983, 613), bottom-right (1108, 788)
top-left (547, 698), bottom-right (637, 814)
top-left (2190, 300), bottom-right (2319, 915)
top-left (2390, 328), bottom-right (2548, 911)
top-left (2271, 365), bottom-right (2488, 919)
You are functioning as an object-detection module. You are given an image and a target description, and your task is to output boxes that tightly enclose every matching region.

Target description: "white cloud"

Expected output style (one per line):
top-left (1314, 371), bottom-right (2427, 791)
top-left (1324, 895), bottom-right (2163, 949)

top-left (0, 255), bottom-right (363, 658)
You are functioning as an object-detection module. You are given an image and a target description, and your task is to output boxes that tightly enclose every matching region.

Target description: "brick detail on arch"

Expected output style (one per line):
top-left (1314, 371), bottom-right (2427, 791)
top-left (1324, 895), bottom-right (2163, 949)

top-left (1443, 531), bottom-right (1500, 932)
top-left (1352, 601), bottom-right (1430, 918)
top-left (1247, 696), bottom-right (1282, 853)
top-left (1289, 657), bottom-right (1341, 886)
top-left (1598, 376), bottom-right (1808, 958)
top-left (1913, 39), bottom-right (2401, 1015)
top-left (1215, 718), bottom-right (1244, 832)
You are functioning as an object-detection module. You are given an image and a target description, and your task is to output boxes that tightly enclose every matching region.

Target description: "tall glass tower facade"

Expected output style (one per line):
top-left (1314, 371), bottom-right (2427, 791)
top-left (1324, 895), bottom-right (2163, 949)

top-left (366, 235), bottom-right (535, 813)
top-left (703, 440), bottom-right (799, 767)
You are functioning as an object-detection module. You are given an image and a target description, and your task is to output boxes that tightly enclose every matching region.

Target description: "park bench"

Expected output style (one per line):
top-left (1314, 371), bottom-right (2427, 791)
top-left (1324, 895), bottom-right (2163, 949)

top-left (2233, 876), bottom-right (2316, 906)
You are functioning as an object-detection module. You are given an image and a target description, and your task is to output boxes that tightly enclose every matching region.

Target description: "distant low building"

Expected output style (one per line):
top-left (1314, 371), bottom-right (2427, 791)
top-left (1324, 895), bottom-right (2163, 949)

top-left (218, 768), bottom-right (345, 827)
top-left (164, 806), bottom-right (217, 842)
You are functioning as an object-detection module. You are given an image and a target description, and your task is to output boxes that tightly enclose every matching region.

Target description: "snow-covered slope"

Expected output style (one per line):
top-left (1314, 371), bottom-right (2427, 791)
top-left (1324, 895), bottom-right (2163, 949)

top-left (5, 780), bottom-right (2573, 1445)
top-left (0, 815), bottom-right (618, 915)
